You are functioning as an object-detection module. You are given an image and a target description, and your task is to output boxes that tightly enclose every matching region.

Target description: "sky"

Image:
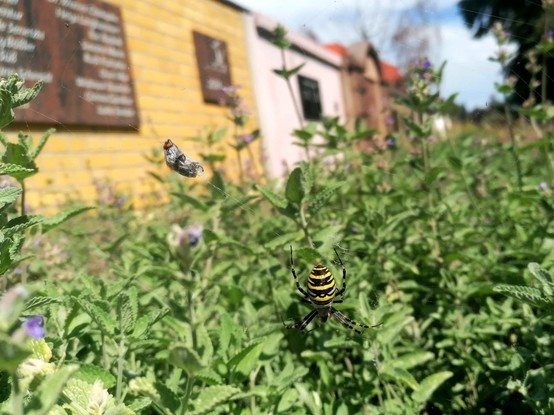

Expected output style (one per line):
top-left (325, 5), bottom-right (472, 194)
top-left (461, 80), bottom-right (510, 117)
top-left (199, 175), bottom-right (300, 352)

top-left (232, 0), bottom-right (509, 110)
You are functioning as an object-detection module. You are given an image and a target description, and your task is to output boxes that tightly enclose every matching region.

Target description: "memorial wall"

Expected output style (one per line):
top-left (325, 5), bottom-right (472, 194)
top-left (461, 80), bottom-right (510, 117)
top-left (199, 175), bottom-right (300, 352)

top-left (0, 0), bottom-right (260, 211)
top-left (1, 0), bottom-right (139, 128)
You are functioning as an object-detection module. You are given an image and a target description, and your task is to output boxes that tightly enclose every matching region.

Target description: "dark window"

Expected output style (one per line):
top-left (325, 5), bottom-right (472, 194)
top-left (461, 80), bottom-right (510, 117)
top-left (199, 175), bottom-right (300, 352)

top-left (298, 75), bottom-right (322, 120)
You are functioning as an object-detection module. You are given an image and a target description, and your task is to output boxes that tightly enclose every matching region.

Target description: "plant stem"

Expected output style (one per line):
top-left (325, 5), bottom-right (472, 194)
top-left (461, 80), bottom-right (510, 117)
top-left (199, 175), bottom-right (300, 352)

top-left (180, 375), bottom-right (195, 415)
top-left (236, 149), bottom-right (244, 186)
top-left (12, 373), bottom-right (23, 415)
top-left (115, 336), bottom-right (126, 403)
top-left (299, 204), bottom-right (313, 247)
top-left (503, 103), bottom-right (523, 190)
top-left (19, 180), bottom-right (25, 216)
top-left (249, 366), bottom-right (260, 414)
top-left (280, 48), bottom-right (304, 128)
top-left (246, 144), bottom-right (260, 178)
top-left (542, 14), bottom-right (549, 105)
top-left (234, 125), bottom-right (244, 186)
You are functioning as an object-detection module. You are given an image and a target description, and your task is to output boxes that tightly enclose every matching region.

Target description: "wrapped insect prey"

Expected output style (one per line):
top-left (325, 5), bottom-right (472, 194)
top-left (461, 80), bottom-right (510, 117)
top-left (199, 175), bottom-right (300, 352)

top-left (163, 139), bottom-right (204, 178)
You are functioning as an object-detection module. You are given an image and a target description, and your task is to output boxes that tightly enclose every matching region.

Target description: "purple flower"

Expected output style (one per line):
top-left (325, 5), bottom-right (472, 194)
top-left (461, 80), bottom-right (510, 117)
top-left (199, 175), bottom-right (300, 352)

top-left (539, 182), bottom-right (549, 191)
top-left (114, 196), bottom-right (127, 207)
top-left (385, 138), bottom-right (395, 147)
top-left (385, 116), bottom-right (394, 125)
top-left (351, 226), bottom-right (359, 233)
top-left (186, 225), bottom-right (203, 247)
top-left (237, 134), bottom-right (254, 145)
top-left (24, 316), bottom-right (45, 339)
top-left (420, 58), bottom-right (431, 70)
top-left (505, 31), bottom-right (512, 38)
top-left (547, 29), bottom-right (554, 41)
top-left (221, 85), bottom-right (241, 95)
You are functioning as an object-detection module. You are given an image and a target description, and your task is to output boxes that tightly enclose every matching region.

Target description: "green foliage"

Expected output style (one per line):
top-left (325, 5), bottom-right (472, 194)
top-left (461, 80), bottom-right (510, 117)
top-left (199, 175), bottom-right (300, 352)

top-left (0, 74), bottom-right (43, 129)
top-left (0, 74), bottom-right (94, 415)
top-left (4, 34), bottom-right (554, 415)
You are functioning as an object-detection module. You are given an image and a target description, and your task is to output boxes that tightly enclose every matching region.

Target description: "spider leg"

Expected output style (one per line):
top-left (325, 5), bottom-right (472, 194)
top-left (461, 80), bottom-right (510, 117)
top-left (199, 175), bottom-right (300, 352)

top-left (331, 308), bottom-right (382, 334)
top-left (290, 245), bottom-right (309, 299)
top-left (333, 247), bottom-right (346, 300)
top-left (286, 309), bottom-right (319, 332)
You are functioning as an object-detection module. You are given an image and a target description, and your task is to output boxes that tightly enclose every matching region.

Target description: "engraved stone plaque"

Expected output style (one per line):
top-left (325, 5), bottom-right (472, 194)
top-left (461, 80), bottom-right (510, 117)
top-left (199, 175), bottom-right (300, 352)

top-left (0, 0), bottom-right (139, 128)
top-left (193, 31), bottom-right (232, 104)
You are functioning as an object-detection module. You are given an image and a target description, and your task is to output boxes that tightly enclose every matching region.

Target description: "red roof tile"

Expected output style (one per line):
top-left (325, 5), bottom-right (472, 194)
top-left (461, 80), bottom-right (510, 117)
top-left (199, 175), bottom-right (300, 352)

top-left (381, 61), bottom-right (402, 85)
top-left (324, 43), bottom-right (347, 57)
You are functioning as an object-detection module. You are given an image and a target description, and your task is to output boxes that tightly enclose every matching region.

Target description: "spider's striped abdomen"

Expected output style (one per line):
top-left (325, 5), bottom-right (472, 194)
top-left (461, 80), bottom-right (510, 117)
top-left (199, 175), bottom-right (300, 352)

top-left (307, 265), bottom-right (336, 306)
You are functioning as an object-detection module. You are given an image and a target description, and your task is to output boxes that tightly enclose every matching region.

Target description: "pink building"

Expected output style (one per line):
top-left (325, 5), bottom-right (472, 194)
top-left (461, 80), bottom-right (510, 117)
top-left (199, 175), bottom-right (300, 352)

top-left (244, 13), bottom-right (346, 179)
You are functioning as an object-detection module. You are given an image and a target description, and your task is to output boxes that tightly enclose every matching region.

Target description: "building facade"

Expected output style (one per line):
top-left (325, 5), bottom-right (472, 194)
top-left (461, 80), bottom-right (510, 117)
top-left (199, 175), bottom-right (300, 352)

top-left (3, 0), bottom-right (261, 211)
top-left (244, 13), bottom-right (346, 179)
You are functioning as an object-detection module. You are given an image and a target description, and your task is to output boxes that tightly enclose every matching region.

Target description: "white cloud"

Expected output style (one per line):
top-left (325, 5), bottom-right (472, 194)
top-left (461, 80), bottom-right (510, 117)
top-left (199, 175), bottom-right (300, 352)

top-left (438, 21), bottom-right (509, 109)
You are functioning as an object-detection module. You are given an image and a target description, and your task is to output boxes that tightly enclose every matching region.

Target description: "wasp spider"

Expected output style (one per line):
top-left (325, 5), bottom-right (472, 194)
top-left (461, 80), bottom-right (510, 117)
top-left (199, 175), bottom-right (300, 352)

top-left (286, 246), bottom-right (381, 334)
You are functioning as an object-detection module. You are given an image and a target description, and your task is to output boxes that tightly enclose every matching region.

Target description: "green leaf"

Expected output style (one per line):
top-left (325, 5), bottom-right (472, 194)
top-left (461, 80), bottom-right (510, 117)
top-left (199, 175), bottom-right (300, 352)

top-left (377, 312), bottom-right (414, 344)
top-left (221, 195), bottom-right (257, 213)
top-left (73, 363), bottom-right (116, 389)
top-left (196, 323), bottom-right (213, 364)
top-left (153, 381), bottom-right (180, 413)
top-left (273, 63), bottom-right (305, 80)
top-left (196, 368), bottom-right (223, 385)
top-left (447, 156), bottom-right (463, 171)
top-left (0, 186), bottom-right (21, 212)
top-left (294, 247), bottom-right (321, 263)
top-left (228, 341), bottom-right (265, 378)
top-left (209, 170), bottom-right (226, 199)
top-left (12, 79), bottom-right (43, 108)
top-left (1, 143), bottom-right (37, 180)
top-left (0, 163), bottom-right (35, 179)
top-left (528, 263), bottom-right (554, 288)
top-left (277, 388), bottom-right (298, 413)
top-left (300, 162), bottom-right (313, 195)
top-left (3, 215), bottom-right (43, 237)
top-left (170, 192), bottom-right (209, 212)
top-left (312, 225), bottom-right (342, 254)
top-left (29, 128), bottom-right (54, 160)
top-left (493, 284), bottom-right (553, 307)
top-left (75, 298), bottom-right (116, 335)
top-left (403, 116), bottom-right (426, 137)
top-left (0, 334), bottom-right (31, 371)
top-left (25, 365), bottom-right (79, 415)
top-left (265, 230), bottom-right (304, 250)
top-left (190, 385), bottom-right (240, 415)
top-left (393, 351), bottom-right (435, 370)
top-left (0, 87), bottom-right (14, 128)
top-left (424, 166), bottom-right (445, 186)
top-left (218, 311), bottom-right (236, 359)
top-left (411, 371), bottom-right (453, 403)
top-left (256, 184), bottom-right (288, 209)
top-left (118, 287), bottom-right (138, 334)
top-left (169, 343), bottom-right (205, 375)
top-left (40, 206), bottom-right (94, 233)
top-left (308, 184), bottom-right (343, 214)
top-left (380, 366), bottom-right (419, 390)
top-left (285, 167), bottom-right (304, 204)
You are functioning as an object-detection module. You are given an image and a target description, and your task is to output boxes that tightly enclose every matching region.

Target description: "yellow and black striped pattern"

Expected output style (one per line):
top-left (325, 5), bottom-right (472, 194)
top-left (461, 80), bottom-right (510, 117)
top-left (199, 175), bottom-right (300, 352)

top-left (286, 245), bottom-right (382, 334)
top-left (307, 265), bottom-right (337, 306)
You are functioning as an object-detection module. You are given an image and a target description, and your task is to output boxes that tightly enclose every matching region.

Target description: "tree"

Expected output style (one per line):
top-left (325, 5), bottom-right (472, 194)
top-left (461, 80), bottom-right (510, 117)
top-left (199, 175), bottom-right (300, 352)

top-left (458, 0), bottom-right (554, 104)
top-left (352, 0), bottom-right (440, 72)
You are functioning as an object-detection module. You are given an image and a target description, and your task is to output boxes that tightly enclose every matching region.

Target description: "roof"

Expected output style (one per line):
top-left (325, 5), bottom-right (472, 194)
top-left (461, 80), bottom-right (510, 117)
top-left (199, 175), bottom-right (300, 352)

top-left (254, 13), bottom-right (343, 68)
top-left (325, 43), bottom-right (348, 57)
top-left (380, 61), bottom-right (402, 85)
top-left (218, 0), bottom-right (248, 12)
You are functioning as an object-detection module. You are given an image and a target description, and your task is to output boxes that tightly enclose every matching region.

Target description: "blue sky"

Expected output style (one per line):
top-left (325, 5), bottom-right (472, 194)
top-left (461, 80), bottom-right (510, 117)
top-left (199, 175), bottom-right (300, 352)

top-left (233, 0), bottom-right (511, 110)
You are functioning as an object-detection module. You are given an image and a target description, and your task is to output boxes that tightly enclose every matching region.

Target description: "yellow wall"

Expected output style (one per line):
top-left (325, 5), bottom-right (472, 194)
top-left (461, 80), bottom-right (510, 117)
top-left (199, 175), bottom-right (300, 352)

top-left (7, 0), bottom-right (260, 212)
